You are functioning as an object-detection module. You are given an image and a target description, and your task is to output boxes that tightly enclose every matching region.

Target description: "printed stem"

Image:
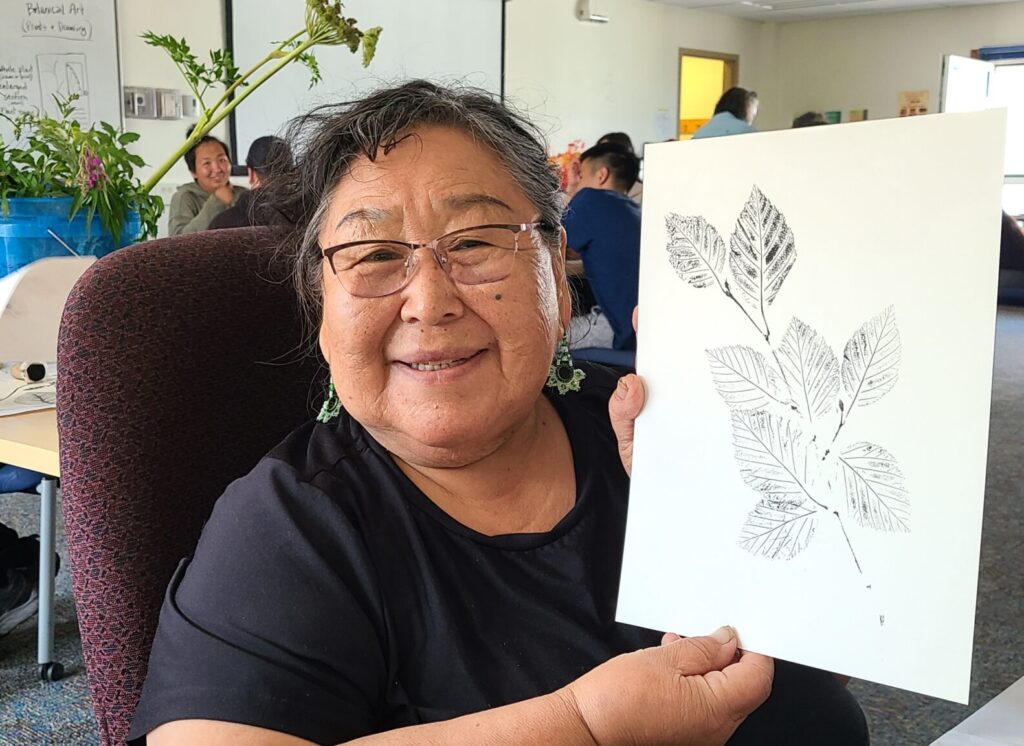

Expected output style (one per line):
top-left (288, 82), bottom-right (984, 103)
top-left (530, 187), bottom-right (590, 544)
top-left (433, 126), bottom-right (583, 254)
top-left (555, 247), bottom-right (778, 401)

top-left (769, 347), bottom-right (797, 405)
top-left (829, 403), bottom-right (847, 447)
top-left (760, 299), bottom-right (771, 344)
top-left (721, 279), bottom-right (768, 342)
top-left (832, 510), bottom-right (863, 575)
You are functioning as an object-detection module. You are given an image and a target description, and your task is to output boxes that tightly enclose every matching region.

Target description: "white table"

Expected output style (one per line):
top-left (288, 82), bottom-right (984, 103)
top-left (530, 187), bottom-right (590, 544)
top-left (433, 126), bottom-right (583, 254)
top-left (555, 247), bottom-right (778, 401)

top-left (932, 675), bottom-right (1024, 745)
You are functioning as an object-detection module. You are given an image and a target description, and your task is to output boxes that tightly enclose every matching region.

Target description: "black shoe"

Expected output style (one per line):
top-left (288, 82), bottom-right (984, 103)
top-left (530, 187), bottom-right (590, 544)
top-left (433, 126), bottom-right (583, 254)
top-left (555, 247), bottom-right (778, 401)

top-left (0, 568), bottom-right (39, 636)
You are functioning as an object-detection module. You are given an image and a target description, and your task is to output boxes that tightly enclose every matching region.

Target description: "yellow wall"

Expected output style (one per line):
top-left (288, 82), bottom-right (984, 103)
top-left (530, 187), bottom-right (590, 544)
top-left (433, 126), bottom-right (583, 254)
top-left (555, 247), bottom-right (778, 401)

top-left (680, 56), bottom-right (725, 119)
top-left (679, 55), bottom-right (725, 137)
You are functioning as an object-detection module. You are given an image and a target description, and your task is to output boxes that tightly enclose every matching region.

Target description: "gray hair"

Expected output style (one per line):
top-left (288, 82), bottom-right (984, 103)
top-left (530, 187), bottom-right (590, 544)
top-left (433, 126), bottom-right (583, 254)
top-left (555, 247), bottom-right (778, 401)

top-left (259, 80), bottom-right (564, 341)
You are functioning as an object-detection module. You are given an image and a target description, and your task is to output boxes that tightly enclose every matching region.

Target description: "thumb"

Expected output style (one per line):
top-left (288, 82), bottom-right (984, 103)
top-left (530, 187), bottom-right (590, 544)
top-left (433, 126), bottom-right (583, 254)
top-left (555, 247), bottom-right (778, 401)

top-left (609, 374), bottom-right (646, 476)
top-left (659, 626), bottom-right (739, 677)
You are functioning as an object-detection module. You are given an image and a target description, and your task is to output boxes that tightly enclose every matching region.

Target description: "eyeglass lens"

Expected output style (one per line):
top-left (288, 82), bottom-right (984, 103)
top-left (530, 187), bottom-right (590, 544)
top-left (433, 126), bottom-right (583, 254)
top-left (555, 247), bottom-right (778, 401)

top-left (330, 225), bottom-right (528, 298)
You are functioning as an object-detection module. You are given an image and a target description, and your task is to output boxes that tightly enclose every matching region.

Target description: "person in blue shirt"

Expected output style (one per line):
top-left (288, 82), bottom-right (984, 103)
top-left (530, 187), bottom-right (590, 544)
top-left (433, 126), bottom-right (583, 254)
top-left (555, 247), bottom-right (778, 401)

top-left (692, 87), bottom-right (759, 140)
top-left (563, 143), bottom-right (641, 350)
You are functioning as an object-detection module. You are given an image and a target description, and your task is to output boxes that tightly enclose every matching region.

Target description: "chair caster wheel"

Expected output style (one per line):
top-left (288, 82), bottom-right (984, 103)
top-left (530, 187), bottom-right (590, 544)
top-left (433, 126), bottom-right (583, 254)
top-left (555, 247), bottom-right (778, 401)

top-left (40, 662), bottom-right (64, 682)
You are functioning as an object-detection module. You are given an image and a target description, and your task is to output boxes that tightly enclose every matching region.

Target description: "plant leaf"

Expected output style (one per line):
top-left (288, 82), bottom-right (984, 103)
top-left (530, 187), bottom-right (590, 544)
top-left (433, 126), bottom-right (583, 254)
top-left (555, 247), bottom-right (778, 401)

top-left (706, 346), bottom-right (786, 411)
top-left (841, 305), bottom-right (901, 409)
top-left (728, 186), bottom-right (796, 311)
top-left (776, 317), bottom-right (839, 423)
top-left (838, 442), bottom-right (909, 532)
top-left (665, 213), bottom-right (726, 290)
top-left (739, 499), bottom-right (818, 559)
top-left (731, 411), bottom-right (813, 504)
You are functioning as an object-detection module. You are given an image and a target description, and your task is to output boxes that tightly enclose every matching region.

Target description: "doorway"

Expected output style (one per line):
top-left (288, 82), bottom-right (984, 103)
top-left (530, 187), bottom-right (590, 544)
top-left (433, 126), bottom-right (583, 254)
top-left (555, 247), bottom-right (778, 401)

top-left (678, 49), bottom-right (738, 140)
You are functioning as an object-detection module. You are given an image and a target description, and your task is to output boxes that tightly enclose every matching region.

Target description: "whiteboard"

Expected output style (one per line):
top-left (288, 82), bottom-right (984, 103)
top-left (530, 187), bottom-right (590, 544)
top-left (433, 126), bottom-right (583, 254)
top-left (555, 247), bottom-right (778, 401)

top-left (229, 0), bottom-right (503, 160)
top-left (0, 0), bottom-right (122, 141)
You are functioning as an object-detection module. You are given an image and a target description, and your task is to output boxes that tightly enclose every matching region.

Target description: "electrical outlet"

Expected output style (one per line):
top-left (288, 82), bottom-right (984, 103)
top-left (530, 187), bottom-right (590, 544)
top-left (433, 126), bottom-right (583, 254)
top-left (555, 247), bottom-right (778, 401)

top-left (181, 94), bottom-right (199, 119)
top-left (156, 89), bottom-right (182, 120)
top-left (123, 87), bottom-right (157, 119)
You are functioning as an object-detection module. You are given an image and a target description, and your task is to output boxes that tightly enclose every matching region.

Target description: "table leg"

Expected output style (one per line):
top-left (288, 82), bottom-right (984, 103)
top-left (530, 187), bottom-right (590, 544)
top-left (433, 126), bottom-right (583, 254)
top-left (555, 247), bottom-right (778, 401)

top-left (37, 476), bottom-right (62, 681)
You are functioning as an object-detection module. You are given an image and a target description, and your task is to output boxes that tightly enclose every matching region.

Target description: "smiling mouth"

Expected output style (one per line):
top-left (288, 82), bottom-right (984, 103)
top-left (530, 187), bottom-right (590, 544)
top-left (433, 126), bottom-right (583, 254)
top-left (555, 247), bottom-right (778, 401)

top-left (401, 350), bottom-right (484, 372)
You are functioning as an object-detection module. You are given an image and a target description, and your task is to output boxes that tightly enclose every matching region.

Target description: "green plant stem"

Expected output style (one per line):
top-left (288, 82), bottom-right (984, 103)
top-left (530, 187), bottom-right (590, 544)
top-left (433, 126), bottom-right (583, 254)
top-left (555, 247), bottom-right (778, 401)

top-left (207, 30), bottom-right (305, 114)
top-left (141, 34), bottom-right (317, 193)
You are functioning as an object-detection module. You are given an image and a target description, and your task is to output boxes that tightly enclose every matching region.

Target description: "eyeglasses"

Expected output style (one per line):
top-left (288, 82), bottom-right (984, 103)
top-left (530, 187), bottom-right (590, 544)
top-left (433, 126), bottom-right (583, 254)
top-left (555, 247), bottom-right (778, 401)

top-left (321, 222), bottom-right (547, 298)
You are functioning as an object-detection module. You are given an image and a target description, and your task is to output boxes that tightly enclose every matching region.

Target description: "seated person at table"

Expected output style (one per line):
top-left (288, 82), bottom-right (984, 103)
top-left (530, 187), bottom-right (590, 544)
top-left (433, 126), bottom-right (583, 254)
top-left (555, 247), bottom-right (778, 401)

top-left (128, 80), bottom-right (867, 746)
top-left (596, 131), bottom-right (643, 203)
top-left (792, 111), bottom-right (828, 128)
top-left (167, 134), bottom-right (247, 235)
top-left (563, 142), bottom-right (641, 350)
top-left (693, 87), bottom-right (759, 140)
top-left (209, 136), bottom-right (292, 230)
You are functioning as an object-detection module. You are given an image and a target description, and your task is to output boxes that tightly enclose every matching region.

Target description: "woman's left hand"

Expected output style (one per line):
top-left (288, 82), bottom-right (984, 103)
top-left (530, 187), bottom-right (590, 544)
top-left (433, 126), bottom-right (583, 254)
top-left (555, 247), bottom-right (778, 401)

top-left (609, 308), bottom-right (644, 476)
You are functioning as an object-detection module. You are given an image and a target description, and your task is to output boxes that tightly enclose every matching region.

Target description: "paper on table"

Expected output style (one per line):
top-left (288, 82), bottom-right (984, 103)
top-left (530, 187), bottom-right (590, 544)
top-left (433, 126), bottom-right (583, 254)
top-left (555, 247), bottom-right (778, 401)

top-left (0, 363), bottom-right (56, 417)
top-left (618, 110), bottom-right (1006, 703)
top-left (0, 256), bottom-right (95, 362)
top-left (931, 675), bottom-right (1024, 745)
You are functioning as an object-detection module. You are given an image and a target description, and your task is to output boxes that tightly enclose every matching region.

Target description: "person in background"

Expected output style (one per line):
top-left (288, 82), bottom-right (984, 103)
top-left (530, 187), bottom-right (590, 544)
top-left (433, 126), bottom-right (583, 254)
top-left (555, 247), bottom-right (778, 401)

top-left (792, 111), bottom-right (828, 128)
top-left (999, 210), bottom-right (1024, 305)
top-left (692, 87), bottom-right (759, 140)
top-left (564, 142), bottom-right (641, 350)
top-left (209, 136), bottom-right (293, 230)
top-left (167, 133), bottom-right (247, 235)
top-left (596, 131), bottom-right (643, 203)
top-left (1, 465), bottom-right (51, 637)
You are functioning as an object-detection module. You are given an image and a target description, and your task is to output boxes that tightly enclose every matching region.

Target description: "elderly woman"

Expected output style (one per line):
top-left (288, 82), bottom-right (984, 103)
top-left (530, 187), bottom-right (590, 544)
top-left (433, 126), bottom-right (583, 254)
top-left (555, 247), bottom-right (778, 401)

top-left (129, 81), bottom-right (867, 745)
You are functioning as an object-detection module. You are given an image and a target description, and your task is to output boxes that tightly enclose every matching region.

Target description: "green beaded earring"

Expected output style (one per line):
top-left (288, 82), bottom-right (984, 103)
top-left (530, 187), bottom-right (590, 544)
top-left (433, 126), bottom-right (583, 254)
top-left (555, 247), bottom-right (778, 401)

top-left (546, 336), bottom-right (586, 395)
top-left (317, 381), bottom-right (342, 423)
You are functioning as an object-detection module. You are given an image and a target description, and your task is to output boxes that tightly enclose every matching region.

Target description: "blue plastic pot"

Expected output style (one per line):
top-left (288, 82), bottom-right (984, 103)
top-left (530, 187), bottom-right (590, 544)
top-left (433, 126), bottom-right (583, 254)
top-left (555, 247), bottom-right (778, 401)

top-left (0, 196), bottom-right (142, 278)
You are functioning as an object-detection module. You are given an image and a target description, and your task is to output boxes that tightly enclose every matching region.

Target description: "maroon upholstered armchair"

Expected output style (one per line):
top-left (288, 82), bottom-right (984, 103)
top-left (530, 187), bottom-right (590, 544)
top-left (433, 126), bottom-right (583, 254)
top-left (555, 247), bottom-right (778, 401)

top-left (57, 227), bottom-right (321, 745)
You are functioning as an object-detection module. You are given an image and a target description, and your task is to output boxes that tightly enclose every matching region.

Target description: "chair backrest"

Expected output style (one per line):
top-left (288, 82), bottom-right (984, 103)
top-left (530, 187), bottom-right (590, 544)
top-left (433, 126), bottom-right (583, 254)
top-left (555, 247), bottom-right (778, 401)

top-left (57, 227), bottom-right (321, 745)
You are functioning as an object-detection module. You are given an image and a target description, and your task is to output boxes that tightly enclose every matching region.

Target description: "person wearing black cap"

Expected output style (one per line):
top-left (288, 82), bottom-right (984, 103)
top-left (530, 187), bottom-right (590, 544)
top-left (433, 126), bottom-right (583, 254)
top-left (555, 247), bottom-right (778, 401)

top-left (209, 136), bottom-right (292, 230)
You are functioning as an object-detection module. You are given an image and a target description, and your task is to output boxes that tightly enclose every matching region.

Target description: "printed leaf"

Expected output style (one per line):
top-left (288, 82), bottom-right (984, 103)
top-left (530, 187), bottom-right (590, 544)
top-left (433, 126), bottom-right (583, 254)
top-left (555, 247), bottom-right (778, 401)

top-left (729, 186), bottom-right (796, 311)
top-left (839, 442), bottom-right (910, 532)
top-left (776, 317), bottom-right (840, 423)
top-left (706, 346), bottom-right (786, 411)
top-left (841, 305), bottom-right (901, 409)
top-left (665, 214), bottom-right (726, 290)
top-left (739, 500), bottom-right (818, 559)
top-left (731, 411), bottom-right (812, 504)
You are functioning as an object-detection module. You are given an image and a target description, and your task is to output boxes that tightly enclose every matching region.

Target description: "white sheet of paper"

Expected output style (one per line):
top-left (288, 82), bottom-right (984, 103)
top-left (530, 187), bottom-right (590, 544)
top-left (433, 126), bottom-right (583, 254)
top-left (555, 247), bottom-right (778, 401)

top-left (932, 675), bottom-right (1024, 745)
top-left (618, 111), bottom-right (1006, 703)
top-left (0, 256), bottom-right (95, 362)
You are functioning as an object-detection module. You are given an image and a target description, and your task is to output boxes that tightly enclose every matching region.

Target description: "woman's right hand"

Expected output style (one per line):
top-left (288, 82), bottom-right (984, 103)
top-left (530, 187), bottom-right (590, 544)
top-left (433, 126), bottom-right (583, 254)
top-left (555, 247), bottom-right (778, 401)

top-left (557, 626), bottom-right (774, 746)
top-left (214, 183), bottom-right (235, 205)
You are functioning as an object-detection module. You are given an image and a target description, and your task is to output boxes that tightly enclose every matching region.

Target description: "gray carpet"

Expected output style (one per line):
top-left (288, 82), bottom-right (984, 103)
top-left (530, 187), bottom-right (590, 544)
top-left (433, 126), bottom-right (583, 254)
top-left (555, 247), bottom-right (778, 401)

top-left (1, 307), bottom-right (1022, 745)
top-left (0, 488), bottom-right (98, 745)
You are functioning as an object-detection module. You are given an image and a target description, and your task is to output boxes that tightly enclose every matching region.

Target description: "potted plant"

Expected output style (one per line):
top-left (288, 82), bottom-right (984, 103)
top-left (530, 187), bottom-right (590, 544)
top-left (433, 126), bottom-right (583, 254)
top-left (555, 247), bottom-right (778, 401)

top-left (0, 0), bottom-right (381, 278)
top-left (0, 96), bottom-right (162, 275)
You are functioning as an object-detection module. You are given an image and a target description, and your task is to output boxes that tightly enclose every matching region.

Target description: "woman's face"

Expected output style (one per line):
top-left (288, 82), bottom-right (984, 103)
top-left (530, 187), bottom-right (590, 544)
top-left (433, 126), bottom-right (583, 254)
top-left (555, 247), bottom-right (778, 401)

top-left (317, 126), bottom-right (569, 466)
top-left (191, 141), bottom-right (230, 193)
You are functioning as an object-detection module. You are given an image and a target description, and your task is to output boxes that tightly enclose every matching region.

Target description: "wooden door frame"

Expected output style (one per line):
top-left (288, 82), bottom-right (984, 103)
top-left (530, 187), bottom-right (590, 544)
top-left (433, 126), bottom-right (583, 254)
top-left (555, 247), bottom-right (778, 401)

top-left (678, 49), bottom-right (740, 138)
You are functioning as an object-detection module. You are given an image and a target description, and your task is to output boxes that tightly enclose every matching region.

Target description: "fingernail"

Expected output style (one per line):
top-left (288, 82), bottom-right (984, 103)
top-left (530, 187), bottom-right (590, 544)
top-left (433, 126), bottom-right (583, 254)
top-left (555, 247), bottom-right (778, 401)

top-left (614, 378), bottom-right (629, 400)
top-left (711, 626), bottom-right (735, 643)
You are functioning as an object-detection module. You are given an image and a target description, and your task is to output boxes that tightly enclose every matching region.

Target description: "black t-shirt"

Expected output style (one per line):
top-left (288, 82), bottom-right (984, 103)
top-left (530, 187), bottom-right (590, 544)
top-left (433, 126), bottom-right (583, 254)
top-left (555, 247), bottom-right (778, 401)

top-left (128, 364), bottom-right (867, 745)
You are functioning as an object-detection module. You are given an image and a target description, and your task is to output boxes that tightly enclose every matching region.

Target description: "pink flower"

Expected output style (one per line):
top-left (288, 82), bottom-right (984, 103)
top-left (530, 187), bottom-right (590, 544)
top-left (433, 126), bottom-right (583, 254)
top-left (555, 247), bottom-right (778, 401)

top-left (76, 147), bottom-right (108, 193)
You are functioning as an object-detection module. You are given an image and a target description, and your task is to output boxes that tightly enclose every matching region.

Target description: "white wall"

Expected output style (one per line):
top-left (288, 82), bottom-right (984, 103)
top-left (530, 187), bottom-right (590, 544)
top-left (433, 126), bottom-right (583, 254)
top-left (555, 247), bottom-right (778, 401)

top-left (504, 0), bottom-right (775, 154)
top-left (773, 2), bottom-right (1024, 128)
top-left (117, 0), bottom-right (229, 234)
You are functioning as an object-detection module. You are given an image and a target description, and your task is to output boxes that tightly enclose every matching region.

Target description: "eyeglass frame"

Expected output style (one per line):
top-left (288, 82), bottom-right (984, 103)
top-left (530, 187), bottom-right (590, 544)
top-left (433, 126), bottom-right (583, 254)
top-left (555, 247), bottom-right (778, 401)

top-left (320, 221), bottom-right (553, 298)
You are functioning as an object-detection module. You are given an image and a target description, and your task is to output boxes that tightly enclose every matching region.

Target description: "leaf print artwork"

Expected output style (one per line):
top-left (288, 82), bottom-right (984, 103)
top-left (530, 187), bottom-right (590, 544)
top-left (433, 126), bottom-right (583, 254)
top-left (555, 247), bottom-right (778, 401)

top-left (665, 186), bottom-right (910, 626)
